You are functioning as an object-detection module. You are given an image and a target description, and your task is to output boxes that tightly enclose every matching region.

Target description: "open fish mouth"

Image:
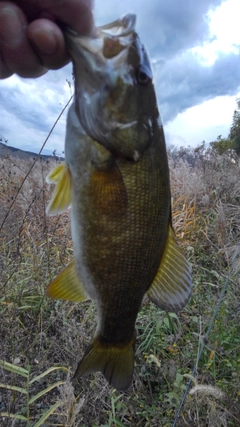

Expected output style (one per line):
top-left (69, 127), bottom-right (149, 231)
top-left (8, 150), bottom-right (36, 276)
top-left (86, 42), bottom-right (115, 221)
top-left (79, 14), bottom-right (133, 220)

top-left (64, 13), bottom-right (136, 37)
top-left (64, 14), bottom-right (136, 60)
top-left (98, 14), bottom-right (136, 36)
top-left (62, 14), bottom-right (142, 150)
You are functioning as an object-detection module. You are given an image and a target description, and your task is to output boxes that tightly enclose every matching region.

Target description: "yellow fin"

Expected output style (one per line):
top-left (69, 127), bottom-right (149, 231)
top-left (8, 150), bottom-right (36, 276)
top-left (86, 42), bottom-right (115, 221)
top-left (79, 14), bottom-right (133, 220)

top-left (74, 336), bottom-right (135, 390)
top-left (47, 260), bottom-right (89, 302)
top-left (148, 225), bottom-right (192, 312)
top-left (46, 162), bottom-right (72, 215)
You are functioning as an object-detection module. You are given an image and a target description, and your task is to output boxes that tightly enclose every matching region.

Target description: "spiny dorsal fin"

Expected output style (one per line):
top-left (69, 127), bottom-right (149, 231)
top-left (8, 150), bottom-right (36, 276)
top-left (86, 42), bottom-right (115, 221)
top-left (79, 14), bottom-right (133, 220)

top-left (46, 162), bottom-right (72, 216)
top-left (148, 225), bottom-right (192, 312)
top-left (47, 260), bottom-right (89, 302)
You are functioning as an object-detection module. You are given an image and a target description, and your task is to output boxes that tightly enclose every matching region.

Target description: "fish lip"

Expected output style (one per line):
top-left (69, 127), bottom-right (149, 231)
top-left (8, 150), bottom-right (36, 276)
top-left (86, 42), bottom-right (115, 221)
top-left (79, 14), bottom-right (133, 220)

top-left (98, 13), bottom-right (136, 36)
top-left (63, 13), bottom-right (136, 38)
top-left (63, 14), bottom-right (137, 57)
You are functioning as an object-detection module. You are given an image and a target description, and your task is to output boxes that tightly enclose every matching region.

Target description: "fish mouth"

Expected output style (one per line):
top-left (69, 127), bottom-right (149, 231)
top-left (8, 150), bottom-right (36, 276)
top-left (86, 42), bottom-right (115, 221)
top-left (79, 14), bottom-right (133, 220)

top-left (63, 14), bottom-right (136, 61)
top-left (63, 14), bottom-right (142, 156)
top-left (65, 13), bottom-right (136, 37)
top-left (98, 14), bottom-right (136, 37)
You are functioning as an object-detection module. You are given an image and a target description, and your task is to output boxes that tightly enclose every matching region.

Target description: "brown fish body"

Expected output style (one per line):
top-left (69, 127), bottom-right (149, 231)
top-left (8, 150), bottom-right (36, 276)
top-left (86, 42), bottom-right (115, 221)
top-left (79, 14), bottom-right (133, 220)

top-left (46, 14), bottom-right (191, 390)
top-left (67, 111), bottom-right (170, 344)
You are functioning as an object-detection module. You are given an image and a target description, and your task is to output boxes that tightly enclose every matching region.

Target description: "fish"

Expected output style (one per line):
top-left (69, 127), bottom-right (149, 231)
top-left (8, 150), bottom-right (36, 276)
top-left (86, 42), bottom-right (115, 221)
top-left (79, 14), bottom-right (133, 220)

top-left (46, 14), bottom-right (192, 391)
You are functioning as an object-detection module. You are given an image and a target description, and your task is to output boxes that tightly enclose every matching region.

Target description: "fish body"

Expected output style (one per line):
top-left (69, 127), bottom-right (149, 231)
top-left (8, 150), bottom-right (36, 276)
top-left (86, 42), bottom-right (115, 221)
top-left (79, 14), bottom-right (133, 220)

top-left (46, 14), bottom-right (192, 390)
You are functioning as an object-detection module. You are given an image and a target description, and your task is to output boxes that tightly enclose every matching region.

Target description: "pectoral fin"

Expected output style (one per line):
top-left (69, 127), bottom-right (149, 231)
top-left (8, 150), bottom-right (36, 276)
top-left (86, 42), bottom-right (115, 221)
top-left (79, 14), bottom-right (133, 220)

top-left (47, 260), bottom-right (89, 302)
top-left (90, 157), bottom-right (127, 216)
top-left (148, 225), bottom-right (192, 312)
top-left (46, 162), bottom-right (72, 215)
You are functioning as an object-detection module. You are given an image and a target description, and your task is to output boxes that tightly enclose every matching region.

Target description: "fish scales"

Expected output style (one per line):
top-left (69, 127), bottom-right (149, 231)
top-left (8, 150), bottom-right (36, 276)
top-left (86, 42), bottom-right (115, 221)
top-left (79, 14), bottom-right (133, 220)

top-left (76, 131), bottom-right (170, 342)
top-left (46, 13), bottom-right (192, 390)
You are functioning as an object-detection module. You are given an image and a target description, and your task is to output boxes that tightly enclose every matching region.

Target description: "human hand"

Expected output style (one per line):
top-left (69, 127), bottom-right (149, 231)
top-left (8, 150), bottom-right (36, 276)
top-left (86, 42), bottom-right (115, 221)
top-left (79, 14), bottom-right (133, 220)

top-left (0, 0), bottom-right (95, 79)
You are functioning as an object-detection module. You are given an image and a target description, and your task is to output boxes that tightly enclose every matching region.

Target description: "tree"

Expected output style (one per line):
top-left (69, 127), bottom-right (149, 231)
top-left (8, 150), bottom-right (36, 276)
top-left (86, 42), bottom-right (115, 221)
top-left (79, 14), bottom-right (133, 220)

top-left (229, 97), bottom-right (240, 155)
top-left (210, 135), bottom-right (233, 156)
top-left (210, 99), bottom-right (240, 157)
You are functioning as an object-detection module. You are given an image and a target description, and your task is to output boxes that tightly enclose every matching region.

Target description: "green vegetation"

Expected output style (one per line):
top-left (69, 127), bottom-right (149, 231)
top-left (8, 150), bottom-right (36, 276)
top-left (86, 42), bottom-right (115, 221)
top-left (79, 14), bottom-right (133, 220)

top-left (211, 97), bottom-right (240, 157)
top-left (0, 102), bottom-right (240, 425)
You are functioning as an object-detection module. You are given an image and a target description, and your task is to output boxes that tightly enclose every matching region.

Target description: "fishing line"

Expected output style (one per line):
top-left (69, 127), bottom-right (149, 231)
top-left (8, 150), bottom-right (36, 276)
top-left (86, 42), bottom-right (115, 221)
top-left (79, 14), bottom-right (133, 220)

top-left (0, 95), bottom-right (73, 233)
top-left (172, 243), bottom-right (240, 427)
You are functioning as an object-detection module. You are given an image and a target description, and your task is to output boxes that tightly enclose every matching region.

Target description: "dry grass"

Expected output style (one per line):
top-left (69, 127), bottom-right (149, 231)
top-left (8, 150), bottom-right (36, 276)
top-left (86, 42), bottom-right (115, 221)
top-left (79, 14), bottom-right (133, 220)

top-left (0, 145), bottom-right (239, 426)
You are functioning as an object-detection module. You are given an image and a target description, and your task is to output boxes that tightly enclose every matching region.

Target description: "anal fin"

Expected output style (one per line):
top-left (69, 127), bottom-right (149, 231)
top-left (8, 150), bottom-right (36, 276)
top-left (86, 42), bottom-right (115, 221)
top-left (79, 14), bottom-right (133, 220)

top-left (148, 225), bottom-right (192, 312)
top-left (47, 260), bottom-right (89, 302)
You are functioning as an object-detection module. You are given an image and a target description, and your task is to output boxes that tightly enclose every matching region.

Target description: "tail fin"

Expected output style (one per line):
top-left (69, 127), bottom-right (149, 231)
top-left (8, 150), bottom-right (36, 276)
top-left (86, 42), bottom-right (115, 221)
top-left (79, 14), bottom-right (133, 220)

top-left (74, 337), bottom-right (135, 390)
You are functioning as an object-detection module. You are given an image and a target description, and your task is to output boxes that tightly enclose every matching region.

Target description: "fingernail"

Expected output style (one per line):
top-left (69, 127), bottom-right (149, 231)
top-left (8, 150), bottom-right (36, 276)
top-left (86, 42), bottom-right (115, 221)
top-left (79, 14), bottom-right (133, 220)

top-left (0, 6), bottom-right (25, 46)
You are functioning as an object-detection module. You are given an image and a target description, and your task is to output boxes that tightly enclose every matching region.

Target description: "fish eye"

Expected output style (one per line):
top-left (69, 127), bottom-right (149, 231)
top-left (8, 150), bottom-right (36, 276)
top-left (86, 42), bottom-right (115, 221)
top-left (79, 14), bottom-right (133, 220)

top-left (136, 65), bottom-right (152, 85)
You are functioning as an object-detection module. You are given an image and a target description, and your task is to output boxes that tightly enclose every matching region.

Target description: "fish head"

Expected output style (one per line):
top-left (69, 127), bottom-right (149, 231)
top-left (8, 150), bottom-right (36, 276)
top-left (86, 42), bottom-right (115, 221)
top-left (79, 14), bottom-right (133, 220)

top-left (64, 14), bottom-right (160, 160)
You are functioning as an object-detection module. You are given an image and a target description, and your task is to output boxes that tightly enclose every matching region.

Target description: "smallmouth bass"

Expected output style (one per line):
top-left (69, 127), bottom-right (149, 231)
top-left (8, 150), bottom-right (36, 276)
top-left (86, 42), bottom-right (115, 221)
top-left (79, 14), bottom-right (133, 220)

top-left (46, 14), bottom-right (192, 391)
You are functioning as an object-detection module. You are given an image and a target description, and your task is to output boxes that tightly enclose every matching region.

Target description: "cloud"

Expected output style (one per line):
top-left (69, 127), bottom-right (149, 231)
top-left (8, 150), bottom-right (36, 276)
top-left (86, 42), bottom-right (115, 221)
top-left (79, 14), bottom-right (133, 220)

top-left (0, 0), bottom-right (239, 153)
top-left (94, 0), bottom-right (240, 126)
top-left (0, 67), bottom-right (73, 153)
top-left (155, 48), bottom-right (240, 122)
top-left (95, 0), bottom-right (222, 57)
top-left (165, 93), bottom-right (240, 147)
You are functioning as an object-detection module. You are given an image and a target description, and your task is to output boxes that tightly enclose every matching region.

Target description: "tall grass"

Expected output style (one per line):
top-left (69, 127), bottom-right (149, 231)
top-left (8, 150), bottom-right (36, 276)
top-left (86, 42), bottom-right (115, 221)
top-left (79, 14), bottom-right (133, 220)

top-left (0, 146), bottom-right (239, 426)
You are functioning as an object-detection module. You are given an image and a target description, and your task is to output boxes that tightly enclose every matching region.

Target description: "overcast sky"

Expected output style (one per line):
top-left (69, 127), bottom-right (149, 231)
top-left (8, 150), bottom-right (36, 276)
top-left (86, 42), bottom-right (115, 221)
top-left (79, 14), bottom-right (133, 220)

top-left (0, 0), bottom-right (240, 155)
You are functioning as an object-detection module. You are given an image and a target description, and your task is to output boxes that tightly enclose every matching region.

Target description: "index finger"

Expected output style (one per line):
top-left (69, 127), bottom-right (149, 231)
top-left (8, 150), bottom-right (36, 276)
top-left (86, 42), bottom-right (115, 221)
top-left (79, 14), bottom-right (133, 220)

top-left (0, 0), bottom-right (96, 78)
top-left (7, 0), bottom-right (96, 35)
